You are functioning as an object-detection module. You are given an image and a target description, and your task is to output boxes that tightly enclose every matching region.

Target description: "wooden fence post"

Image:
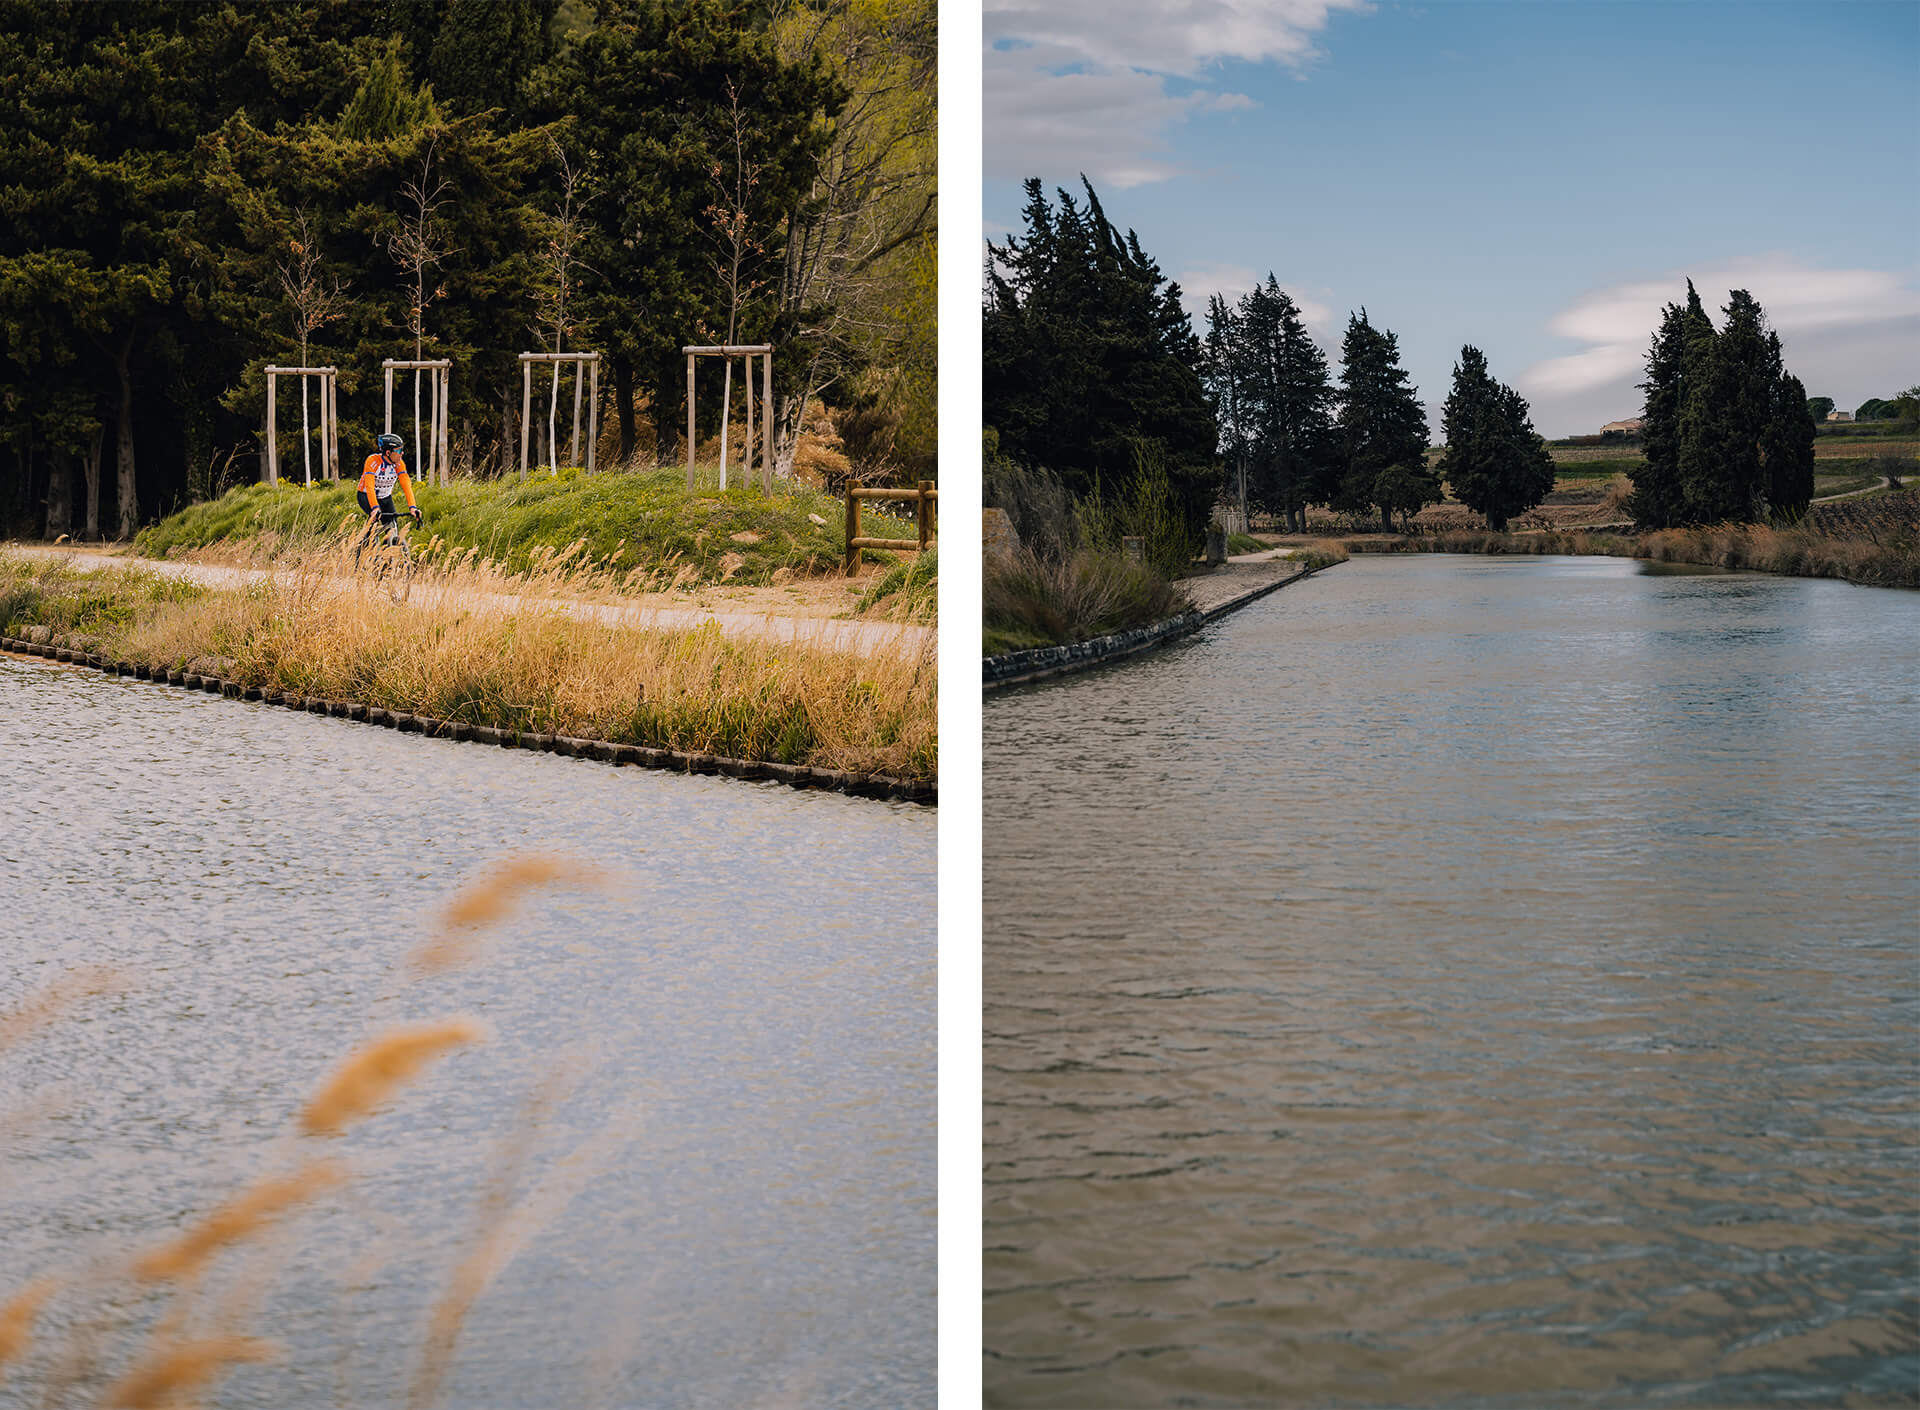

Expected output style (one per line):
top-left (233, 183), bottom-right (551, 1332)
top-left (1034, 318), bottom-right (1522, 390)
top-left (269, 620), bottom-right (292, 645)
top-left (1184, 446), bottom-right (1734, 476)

top-left (844, 486), bottom-right (861, 576)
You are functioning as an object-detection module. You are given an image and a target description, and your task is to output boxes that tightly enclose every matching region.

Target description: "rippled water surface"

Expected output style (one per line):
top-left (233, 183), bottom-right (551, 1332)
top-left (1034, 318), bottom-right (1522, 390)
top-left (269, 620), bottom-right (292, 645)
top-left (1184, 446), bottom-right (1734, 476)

top-left (0, 656), bottom-right (933, 1408)
top-left (985, 556), bottom-right (1919, 1407)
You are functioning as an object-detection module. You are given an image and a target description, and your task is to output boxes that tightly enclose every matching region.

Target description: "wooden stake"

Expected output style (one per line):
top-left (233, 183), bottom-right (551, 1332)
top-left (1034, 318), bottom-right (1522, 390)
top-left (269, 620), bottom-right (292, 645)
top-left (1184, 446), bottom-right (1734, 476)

top-left (520, 359), bottom-right (532, 484)
top-left (586, 357), bottom-right (599, 474)
top-left (761, 351), bottom-right (773, 495)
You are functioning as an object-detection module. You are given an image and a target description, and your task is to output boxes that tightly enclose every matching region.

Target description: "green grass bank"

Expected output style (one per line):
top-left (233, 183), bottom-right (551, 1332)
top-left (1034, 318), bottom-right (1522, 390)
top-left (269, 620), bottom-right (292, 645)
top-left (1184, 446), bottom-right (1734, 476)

top-left (136, 470), bottom-right (920, 588)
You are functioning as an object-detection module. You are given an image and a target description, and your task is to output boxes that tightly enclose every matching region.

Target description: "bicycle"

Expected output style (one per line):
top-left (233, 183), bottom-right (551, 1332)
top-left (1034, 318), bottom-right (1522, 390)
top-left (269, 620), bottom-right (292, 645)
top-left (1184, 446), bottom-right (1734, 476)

top-left (353, 509), bottom-right (418, 603)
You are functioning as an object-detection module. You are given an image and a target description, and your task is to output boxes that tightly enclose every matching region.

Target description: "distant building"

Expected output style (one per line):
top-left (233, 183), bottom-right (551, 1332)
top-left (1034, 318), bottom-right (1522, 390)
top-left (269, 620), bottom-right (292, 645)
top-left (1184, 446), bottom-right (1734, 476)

top-left (1599, 419), bottom-right (1644, 435)
top-left (1827, 410), bottom-right (1853, 423)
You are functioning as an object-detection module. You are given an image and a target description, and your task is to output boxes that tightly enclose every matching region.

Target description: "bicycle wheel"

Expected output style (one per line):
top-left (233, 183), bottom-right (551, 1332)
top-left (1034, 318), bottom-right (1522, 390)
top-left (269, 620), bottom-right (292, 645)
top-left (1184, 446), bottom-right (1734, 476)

top-left (389, 545), bottom-right (413, 604)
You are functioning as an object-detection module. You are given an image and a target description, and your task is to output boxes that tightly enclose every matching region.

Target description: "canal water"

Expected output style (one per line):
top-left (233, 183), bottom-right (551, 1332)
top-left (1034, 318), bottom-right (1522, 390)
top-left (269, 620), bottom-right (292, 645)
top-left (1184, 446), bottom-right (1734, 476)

top-left (985, 555), bottom-right (1918, 1407)
top-left (0, 654), bottom-right (934, 1409)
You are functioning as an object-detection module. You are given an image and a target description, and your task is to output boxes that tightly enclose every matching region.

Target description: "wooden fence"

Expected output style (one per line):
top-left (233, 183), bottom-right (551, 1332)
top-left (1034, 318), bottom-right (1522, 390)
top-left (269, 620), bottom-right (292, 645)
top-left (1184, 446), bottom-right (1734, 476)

top-left (844, 480), bottom-right (937, 575)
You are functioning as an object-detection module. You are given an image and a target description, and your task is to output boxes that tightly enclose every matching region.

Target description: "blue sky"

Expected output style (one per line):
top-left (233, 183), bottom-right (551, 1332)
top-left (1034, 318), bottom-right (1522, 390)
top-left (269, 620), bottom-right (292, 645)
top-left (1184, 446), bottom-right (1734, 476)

top-left (983, 0), bottom-right (1920, 438)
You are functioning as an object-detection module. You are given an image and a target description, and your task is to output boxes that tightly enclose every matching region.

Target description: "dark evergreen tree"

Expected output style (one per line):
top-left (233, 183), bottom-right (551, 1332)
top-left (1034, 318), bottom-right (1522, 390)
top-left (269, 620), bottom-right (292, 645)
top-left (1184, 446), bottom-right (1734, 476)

top-left (1333, 310), bottom-right (1431, 531)
top-left (1636, 282), bottom-right (1815, 526)
top-left (552, 0), bottom-right (842, 460)
top-left (1631, 298), bottom-right (1688, 527)
top-left (1228, 278), bottom-right (1336, 534)
top-left (1762, 335), bottom-right (1816, 518)
top-left (984, 177), bottom-right (1218, 548)
top-left (1438, 345), bottom-right (1555, 532)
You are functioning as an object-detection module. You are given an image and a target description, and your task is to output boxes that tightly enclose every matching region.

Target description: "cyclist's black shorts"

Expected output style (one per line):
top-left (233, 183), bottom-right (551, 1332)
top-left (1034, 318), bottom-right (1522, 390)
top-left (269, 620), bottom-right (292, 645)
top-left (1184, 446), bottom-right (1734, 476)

top-left (357, 490), bottom-right (399, 521)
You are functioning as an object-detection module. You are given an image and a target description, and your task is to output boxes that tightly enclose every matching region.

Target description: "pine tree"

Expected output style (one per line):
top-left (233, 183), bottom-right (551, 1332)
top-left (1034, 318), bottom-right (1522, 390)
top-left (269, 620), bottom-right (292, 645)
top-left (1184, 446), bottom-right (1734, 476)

top-left (1229, 278), bottom-right (1334, 534)
top-left (1334, 310), bottom-right (1430, 532)
top-left (1439, 345), bottom-right (1553, 533)
top-left (984, 177), bottom-right (1218, 547)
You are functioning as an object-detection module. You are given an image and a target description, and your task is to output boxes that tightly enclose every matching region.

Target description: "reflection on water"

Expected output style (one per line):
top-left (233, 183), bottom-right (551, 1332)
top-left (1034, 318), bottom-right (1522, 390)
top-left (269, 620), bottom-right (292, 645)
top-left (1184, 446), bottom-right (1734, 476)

top-left (985, 555), bottom-right (1919, 1407)
top-left (0, 656), bottom-right (933, 1409)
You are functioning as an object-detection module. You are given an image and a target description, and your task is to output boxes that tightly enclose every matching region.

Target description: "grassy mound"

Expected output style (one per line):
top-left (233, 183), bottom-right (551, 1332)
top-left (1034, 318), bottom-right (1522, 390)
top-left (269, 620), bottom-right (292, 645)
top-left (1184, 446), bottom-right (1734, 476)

top-left (136, 470), bottom-right (919, 587)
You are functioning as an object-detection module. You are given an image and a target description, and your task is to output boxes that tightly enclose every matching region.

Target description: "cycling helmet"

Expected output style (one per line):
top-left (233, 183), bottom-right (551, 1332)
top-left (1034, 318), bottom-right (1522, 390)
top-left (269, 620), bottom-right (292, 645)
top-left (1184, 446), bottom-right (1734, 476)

top-left (375, 433), bottom-right (404, 453)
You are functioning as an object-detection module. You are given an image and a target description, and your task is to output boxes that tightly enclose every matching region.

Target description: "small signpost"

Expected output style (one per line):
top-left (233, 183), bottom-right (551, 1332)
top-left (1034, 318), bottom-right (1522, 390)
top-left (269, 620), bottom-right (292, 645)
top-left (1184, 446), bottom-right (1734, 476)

top-left (682, 344), bottom-right (773, 494)
top-left (261, 366), bottom-right (338, 485)
top-left (383, 359), bottom-right (452, 487)
top-left (518, 351), bottom-right (600, 483)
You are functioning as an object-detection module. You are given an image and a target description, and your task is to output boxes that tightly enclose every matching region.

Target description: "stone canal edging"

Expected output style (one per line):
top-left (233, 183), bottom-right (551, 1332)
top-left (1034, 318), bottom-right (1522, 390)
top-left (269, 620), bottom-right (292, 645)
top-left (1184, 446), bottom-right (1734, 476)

top-left (1, 628), bottom-right (933, 806)
top-left (982, 610), bottom-right (1206, 690)
top-left (982, 559), bottom-right (1330, 691)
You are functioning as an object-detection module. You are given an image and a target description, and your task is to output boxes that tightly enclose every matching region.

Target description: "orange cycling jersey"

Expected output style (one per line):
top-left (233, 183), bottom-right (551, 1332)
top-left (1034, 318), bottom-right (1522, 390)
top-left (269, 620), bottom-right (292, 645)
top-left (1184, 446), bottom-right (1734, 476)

top-left (358, 454), bottom-right (416, 510)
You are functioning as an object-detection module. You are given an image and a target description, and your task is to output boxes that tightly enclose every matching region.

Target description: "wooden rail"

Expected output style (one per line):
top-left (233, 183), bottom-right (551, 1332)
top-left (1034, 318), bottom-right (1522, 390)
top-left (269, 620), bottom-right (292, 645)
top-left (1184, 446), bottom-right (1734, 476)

top-left (844, 480), bottom-right (937, 575)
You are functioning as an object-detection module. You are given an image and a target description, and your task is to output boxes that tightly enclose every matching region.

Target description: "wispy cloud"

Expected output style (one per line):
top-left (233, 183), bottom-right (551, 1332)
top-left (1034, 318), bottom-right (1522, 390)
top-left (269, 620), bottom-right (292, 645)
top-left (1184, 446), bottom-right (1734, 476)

top-left (1175, 264), bottom-right (1335, 340)
top-left (985, 0), bottom-right (1367, 189)
top-left (1519, 256), bottom-right (1920, 435)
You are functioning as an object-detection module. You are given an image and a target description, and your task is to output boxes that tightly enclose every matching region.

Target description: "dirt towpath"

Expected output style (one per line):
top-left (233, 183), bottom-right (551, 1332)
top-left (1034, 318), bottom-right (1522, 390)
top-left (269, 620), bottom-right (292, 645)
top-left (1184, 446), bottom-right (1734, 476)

top-left (4, 545), bottom-right (931, 659)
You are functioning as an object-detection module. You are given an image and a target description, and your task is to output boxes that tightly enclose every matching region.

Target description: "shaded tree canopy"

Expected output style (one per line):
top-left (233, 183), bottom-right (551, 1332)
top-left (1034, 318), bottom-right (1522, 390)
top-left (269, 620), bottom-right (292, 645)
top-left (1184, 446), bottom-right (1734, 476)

top-left (1438, 344), bottom-right (1554, 533)
top-left (1630, 282), bottom-right (1815, 526)
top-left (1202, 277), bottom-right (1336, 535)
top-left (984, 176), bottom-right (1219, 542)
top-left (0, 0), bottom-right (934, 538)
top-left (1333, 310), bottom-right (1430, 532)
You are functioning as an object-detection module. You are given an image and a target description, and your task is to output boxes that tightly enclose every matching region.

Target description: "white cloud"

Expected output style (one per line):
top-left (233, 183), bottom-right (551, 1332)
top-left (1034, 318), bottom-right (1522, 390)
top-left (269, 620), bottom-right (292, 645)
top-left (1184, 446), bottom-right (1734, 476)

top-left (985, 0), bottom-right (1367, 189)
top-left (1175, 266), bottom-right (1338, 347)
top-left (1519, 256), bottom-right (1920, 437)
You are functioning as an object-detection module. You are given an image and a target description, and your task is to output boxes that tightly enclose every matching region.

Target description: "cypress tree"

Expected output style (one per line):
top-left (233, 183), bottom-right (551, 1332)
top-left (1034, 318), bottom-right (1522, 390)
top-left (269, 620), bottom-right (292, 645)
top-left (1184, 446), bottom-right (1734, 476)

top-left (1439, 345), bottom-right (1553, 533)
top-left (1763, 336), bottom-right (1816, 519)
top-left (1334, 310), bottom-right (1430, 532)
top-left (1632, 300), bottom-right (1687, 528)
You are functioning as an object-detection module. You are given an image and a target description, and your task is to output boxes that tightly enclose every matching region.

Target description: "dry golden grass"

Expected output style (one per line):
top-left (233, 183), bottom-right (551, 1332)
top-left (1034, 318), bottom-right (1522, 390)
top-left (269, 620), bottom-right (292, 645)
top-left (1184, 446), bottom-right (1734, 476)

top-left (410, 856), bottom-right (608, 976)
top-left (0, 965), bottom-right (120, 1054)
top-left (0, 856), bottom-right (630, 1408)
top-left (0, 1277), bottom-right (55, 1375)
top-left (300, 1020), bottom-right (488, 1136)
top-left (102, 1336), bottom-right (278, 1408)
top-left (42, 533), bottom-right (937, 782)
top-left (133, 1163), bottom-right (345, 1284)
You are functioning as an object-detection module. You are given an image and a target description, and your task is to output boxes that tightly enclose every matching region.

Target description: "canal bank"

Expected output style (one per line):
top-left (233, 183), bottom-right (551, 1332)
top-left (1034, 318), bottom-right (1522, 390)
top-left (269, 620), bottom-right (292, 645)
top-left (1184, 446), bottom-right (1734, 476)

top-left (0, 630), bottom-right (932, 804)
top-left (983, 552), bottom-right (1329, 690)
top-left (1, 551), bottom-right (935, 797)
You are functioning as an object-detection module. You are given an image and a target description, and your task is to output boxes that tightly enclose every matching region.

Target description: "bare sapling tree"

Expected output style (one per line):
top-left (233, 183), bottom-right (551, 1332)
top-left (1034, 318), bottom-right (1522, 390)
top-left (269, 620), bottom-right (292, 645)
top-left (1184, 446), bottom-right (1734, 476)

top-left (702, 78), bottom-right (766, 489)
top-left (387, 135), bottom-right (456, 473)
top-left (534, 134), bottom-right (588, 470)
top-left (277, 210), bottom-right (351, 485)
top-left (772, 0), bottom-right (936, 477)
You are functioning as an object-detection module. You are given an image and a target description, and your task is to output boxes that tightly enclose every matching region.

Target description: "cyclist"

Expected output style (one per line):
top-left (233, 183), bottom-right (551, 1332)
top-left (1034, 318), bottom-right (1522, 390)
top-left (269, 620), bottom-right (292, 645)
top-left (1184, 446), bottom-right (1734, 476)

top-left (357, 433), bottom-right (422, 531)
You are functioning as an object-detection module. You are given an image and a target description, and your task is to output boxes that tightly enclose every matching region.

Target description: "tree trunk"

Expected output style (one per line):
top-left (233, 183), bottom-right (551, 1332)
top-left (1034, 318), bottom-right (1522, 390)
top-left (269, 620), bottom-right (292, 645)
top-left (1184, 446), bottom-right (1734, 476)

top-left (82, 427), bottom-right (102, 540)
top-left (611, 354), bottom-right (636, 462)
top-left (114, 334), bottom-right (137, 539)
top-left (46, 448), bottom-right (72, 540)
